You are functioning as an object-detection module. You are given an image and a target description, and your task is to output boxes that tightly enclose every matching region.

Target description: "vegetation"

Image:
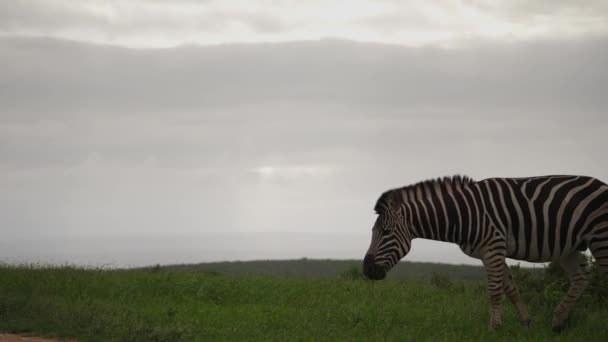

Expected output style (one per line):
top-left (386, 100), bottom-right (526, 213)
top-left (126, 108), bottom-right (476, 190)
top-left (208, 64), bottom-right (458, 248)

top-left (154, 259), bottom-right (490, 281)
top-left (510, 256), bottom-right (608, 308)
top-left (0, 261), bottom-right (606, 341)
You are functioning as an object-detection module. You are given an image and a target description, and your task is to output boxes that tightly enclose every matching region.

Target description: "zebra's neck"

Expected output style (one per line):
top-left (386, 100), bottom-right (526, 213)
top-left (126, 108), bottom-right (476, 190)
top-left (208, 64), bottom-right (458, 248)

top-left (399, 180), bottom-right (477, 245)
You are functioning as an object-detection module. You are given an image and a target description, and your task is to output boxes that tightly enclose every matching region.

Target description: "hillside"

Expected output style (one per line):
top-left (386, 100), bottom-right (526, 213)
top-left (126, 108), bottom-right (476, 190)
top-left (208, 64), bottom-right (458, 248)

top-left (152, 259), bottom-right (491, 281)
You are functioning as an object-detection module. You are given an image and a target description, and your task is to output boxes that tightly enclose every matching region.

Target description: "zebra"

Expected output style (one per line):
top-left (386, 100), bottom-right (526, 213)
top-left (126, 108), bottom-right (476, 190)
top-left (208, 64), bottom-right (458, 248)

top-left (362, 175), bottom-right (608, 331)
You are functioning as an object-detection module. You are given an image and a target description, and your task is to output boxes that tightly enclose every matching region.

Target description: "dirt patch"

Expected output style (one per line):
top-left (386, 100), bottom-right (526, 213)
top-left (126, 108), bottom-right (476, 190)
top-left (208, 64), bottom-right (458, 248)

top-left (0, 334), bottom-right (76, 342)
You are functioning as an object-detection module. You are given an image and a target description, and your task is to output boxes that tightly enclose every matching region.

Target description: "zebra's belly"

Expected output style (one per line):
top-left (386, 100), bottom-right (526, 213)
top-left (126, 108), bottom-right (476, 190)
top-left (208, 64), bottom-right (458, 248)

top-left (506, 227), bottom-right (589, 262)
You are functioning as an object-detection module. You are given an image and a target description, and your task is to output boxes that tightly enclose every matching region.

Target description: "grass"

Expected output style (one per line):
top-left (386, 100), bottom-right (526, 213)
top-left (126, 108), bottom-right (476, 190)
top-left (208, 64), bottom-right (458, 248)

top-left (0, 264), bottom-right (606, 341)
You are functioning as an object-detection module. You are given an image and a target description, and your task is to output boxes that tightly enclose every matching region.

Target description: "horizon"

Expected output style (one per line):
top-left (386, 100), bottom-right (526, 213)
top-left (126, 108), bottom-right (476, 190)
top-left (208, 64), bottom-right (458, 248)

top-left (1, 231), bottom-right (483, 268)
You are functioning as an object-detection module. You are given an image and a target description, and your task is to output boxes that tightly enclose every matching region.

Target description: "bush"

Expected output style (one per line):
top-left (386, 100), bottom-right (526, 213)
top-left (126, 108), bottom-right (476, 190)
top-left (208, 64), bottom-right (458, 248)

top-left (149, 264), bottom-right (162, 273)
top-left (430, 272), bottom-right (453, 289)
top-left (340, 265), bottom-right (365, 280)
top-left (586, 257), bottom-right (608, 301)
top-left (509, 264), bottom-right (543, 291)
top-left (510, 256), bottom-right (608, 306)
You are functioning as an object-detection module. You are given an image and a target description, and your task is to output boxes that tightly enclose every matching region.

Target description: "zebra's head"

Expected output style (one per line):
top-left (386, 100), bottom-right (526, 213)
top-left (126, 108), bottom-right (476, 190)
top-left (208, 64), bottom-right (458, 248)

top-left (363, 190), bottom-right (411, 280)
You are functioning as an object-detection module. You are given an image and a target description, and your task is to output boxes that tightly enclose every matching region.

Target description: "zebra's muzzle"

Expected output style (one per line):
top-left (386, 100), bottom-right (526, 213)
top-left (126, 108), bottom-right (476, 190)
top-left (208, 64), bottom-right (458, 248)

top-left (363, 254), bottom-right (386, 280)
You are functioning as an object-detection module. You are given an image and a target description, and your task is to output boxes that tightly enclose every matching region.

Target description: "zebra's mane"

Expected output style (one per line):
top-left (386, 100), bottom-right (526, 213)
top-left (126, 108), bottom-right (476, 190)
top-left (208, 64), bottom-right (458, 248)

top-left (374, 175), bottom-right (475, 213)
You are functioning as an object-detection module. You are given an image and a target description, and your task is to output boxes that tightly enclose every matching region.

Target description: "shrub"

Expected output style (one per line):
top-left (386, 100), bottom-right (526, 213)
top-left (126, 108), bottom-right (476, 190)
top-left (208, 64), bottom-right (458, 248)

top-left (510, 256), bottom-right (608, 306)
top-left (430, 272), bottom-right (453, 289)
top-left (149, 264), bottom-right (162, 273)
top-left (585, 257), bottom-right (608, 302)
top-left (340, 265), bottom-right (365, 280)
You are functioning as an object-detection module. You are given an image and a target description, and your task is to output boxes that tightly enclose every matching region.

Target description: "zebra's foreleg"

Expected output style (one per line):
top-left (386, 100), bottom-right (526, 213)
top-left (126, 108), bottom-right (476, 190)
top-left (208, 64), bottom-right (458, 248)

top-left (552, 252), bottom-right (589, 332)
top-left (503, 263), bottom-right (530, 328)
top-left (482, 251), bottom-right (507, 330)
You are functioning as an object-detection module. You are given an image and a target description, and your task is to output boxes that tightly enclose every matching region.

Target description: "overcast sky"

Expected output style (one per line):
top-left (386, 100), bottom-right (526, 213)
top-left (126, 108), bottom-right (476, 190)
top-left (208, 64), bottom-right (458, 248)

top-left (1, 1), bottom-right (607, 267)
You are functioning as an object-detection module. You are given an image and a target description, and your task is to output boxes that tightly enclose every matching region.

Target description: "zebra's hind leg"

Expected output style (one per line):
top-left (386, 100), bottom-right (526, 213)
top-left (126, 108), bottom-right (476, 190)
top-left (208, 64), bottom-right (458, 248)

top-left (482, 251), bottom-right (507, 331)
top-left (503, 263), bottom-right (530, 329)
top-left (590, 235), bottom-right (608, 273)
top-left (552, 252), bottom-right (589, 332)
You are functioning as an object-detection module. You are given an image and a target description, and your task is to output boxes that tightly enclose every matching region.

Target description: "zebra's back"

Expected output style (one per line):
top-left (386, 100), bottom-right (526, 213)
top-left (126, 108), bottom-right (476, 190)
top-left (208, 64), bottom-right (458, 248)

top-left (475, 175), bottom-right (608, 262)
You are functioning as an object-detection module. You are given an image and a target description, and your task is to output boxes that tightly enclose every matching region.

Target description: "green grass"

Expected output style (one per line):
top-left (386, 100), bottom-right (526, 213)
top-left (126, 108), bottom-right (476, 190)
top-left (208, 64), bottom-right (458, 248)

top-left (0, 264), bottom-right (606, 341)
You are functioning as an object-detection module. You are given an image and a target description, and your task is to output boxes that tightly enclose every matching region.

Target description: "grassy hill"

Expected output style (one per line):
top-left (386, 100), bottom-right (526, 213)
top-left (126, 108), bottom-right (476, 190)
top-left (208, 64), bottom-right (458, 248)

top-left (0, 261), bottom-right (605, 341)
top-left (152, 259), bottom-right (490, 281)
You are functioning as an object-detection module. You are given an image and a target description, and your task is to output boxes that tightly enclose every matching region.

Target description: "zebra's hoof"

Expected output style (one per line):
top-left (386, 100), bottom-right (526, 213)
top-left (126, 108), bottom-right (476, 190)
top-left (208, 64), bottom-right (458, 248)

top-left (552, 317), bottom-right (567, 333)
top-left (488, 321), bottom-right (502, 332)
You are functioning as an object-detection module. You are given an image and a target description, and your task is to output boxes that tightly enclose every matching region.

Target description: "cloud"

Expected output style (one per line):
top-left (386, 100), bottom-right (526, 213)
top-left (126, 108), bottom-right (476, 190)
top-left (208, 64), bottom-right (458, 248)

top-left (0, 1), bottom-right (607, 47)
top-left (250, 164), bottom-right (334, 182)
top-left (0, 0), bottom-right (286, 46)
top-left (1, 37), bottom-right (607, 177)
top-left (469, 0), bottom-right (608, 22)
top-left (1, 36), bottom-right (607, 123)
top-left (362, 0), bottom-right (608, 42)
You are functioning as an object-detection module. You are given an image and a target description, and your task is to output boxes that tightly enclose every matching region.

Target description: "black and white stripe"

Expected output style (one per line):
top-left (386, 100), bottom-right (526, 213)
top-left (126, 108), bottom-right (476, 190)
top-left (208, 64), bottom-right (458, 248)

top-left (363, 175), bottom-right (608, 331)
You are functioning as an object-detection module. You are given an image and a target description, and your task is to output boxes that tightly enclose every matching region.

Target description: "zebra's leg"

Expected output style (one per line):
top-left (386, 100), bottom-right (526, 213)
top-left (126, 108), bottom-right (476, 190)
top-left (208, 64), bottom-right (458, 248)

top-left (503, 263), bottom-right (530, 328)
top-left (552, 251), bottom-right (589, 332)
top-left (590, 235), bottom-right (608, 273)
top-left (482, 251), bottom-right (506, 330)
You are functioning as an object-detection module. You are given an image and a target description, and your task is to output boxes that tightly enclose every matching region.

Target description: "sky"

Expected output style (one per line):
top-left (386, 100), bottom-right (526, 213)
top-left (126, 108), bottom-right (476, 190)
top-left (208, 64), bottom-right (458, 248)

top-left (1, 1), bottom-right (607, 267)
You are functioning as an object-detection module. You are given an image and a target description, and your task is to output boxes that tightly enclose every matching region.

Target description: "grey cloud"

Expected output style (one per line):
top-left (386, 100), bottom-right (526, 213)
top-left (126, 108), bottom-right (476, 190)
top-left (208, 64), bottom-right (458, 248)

top-left (2, 37), bottom-right (608, 120)
top-left (468, 0), bottom-right (608, 23)
top-left (240, 12), bottom-right (284, 33)
top-left (2, 0), bottom-right (608, 50)
top-left (0, 1), bottom-right (284, 36)
top-left (1, 37), bottom-right (607, 173)
top-left (360, 12), bottom-right (442, 33)
top-left (0, 1), bottom-right (108, 31)
top-left (361, 0), bottom-right (608, 40)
